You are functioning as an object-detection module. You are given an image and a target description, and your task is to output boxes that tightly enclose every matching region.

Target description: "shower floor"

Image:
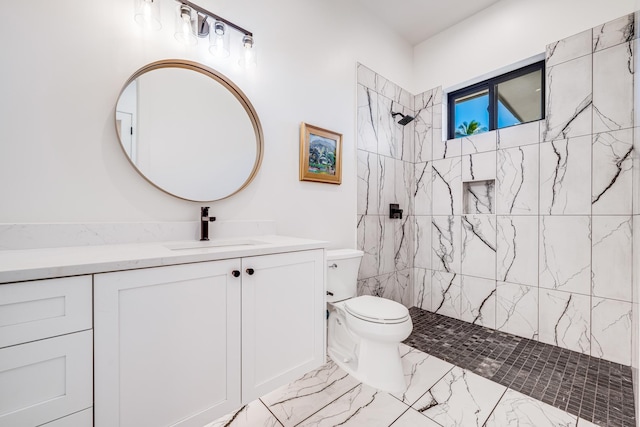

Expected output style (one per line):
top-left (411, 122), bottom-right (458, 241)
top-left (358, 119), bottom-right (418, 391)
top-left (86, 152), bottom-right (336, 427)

top-left (405, 307), bottom-right (636, 427)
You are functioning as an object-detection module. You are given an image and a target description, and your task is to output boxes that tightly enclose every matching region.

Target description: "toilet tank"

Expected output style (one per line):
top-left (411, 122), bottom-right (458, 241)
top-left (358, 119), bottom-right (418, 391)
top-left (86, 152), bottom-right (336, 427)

top-left (326, 249), bottom-right (364, 303)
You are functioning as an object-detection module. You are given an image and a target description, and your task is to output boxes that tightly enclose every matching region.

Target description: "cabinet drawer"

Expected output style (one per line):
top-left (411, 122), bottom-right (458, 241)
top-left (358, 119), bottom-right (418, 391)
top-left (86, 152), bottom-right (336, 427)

top-left (0, 276), bottom-right (92, 348)
top-left (0, 331), bottom-right (93, 427)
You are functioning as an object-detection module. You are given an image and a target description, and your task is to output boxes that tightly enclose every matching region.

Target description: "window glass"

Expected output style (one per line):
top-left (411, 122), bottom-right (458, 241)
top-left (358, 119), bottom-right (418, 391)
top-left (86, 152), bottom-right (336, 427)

top-left (447, 61), bottom-right (544, 139)
top-left (453, 89), bottom-right (489, 138)
top-left (496, 69), bottom-right (542, 128)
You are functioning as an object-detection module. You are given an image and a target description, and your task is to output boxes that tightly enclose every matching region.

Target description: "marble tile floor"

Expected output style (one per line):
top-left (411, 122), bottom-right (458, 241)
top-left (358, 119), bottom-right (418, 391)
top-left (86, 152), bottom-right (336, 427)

top-left (404, 308), bottom-right (635, 427)
top-left (206, 343), bottom-right (604, 427)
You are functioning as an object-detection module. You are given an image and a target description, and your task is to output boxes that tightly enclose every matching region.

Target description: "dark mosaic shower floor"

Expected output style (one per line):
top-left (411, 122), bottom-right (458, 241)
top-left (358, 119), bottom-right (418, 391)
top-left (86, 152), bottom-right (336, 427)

top-left (404, 308), bottom-right (636, 427)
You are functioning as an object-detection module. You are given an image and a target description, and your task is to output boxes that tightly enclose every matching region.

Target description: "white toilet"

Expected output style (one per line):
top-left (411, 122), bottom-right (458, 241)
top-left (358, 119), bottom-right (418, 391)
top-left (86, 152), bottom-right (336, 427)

top-left (326, 249), bottom-right (413, 394)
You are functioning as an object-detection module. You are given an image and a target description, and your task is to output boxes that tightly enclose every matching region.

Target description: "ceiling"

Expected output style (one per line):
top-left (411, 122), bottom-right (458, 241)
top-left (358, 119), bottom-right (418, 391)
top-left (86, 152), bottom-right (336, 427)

top-left (355, 0), bottom-right (502, 46)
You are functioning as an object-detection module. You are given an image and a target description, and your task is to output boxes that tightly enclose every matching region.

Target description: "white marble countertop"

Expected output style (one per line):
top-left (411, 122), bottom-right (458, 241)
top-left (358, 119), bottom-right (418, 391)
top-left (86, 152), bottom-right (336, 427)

top-left (0, 235), bottom-right (328, 284)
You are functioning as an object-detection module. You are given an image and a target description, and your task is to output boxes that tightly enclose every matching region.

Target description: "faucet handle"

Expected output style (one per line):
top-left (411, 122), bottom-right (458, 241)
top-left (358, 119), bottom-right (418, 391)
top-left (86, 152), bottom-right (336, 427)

top-left (201, 206), bottom-right (209, 216)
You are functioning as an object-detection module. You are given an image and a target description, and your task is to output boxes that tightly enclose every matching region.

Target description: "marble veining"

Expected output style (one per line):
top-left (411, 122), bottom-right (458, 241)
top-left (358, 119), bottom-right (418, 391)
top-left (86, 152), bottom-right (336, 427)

top-left (592, 130), bottom-right (634, 214)
top-left (357, 150), bottom-right (378, 216)
top-left (497, 144), bottom-right (539, 215)
top-left (413, 217), bottom-right (431, 270)
top-left (357, 84), bottom-right (378, 153)
top-left (538, 289), bottom-right (590, 354)
top-left (431, 216), bottom-right (461, 274)
top-left (591, 216), bottom-right (632, 302)
top-left (546, 29), bottom-right (592, 68)
top-left (463, 180), bottom-right (495, 215)
top-left (356, 215), bottom-right (381, 280)
top-left (593, 41), bottom-right (634, 133)
top-left (412, 268), bottom-right (431, 310)
top-left (539, 136), bottom-right (592, 215)
top-left (431, 270), bottom-right (461, 318)
top-left (432, 158), bottom-right (462, 215)
top-left (460, 275), bottom-right (497, 328)
top-left (544, 55), bottom-right (593, 142)
top-left (414, 106), bottom-right (433, 163)
top-left (497, 216), bottom-right (538, 287)
top-left (591, 297), bottom-right (632, 365)
top-left (496, 281), bottom-right (539, 339)
top-left (414, 162), bottom-right (432, 215)
top-left (485, 389), bottom-right (579, 427)
top-left (539, 216), bottom-right (591, 295)
top-left (205, 400), bottom-right (281, 427)
top-left (593, 13), bottom-right (635, 52)
top-left (461, 215), bottom-right (496, 280)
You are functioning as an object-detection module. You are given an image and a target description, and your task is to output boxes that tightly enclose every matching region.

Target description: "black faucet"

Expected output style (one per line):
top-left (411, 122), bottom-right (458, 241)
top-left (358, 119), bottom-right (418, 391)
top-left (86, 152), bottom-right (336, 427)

top-left (200, 207), bottom-right (216, 241)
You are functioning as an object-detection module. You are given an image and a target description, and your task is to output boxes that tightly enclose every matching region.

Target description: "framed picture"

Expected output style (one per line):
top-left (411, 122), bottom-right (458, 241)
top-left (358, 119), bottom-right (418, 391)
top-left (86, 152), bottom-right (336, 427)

top-left (299, 123), bottom-right (342, 185)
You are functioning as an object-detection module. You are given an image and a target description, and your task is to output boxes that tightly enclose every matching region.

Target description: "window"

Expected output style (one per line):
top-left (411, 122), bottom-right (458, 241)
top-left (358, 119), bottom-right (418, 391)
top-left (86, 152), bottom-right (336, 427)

top-left (448, 61), bottom-right (545, 139)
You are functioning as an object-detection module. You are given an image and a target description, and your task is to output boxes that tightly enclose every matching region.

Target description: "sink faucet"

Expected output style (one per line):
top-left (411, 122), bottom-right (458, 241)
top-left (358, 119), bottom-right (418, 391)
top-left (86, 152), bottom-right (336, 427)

top-left (200, 206), bottom-right (216, 241)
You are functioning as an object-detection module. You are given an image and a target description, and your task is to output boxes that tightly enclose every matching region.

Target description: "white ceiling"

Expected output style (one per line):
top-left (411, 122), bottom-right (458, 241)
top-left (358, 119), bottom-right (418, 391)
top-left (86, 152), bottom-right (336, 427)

top-left (355, 0), bottom-right (502, 46)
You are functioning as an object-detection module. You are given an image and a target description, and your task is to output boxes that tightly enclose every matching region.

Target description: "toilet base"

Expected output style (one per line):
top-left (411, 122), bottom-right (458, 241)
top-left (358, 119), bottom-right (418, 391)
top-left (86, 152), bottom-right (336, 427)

top-left (329, 339), bottom-right (406, 394)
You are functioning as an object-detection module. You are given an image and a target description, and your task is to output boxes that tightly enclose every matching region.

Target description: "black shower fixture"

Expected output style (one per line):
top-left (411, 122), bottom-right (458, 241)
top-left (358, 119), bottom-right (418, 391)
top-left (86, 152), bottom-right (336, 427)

top-left (391, 112), bottom-right (415, 126)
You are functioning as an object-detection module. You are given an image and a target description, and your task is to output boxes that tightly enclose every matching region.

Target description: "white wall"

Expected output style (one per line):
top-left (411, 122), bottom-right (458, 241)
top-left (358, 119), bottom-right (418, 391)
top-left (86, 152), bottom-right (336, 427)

top-left (413, 0), bottom-right (638, 94)
top-left (0, 0), bottom-right (412, 249)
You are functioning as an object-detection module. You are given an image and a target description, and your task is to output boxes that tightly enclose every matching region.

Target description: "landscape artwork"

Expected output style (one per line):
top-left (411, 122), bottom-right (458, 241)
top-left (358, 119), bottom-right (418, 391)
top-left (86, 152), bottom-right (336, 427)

top-left (299, 122), bottom-right (342, 184)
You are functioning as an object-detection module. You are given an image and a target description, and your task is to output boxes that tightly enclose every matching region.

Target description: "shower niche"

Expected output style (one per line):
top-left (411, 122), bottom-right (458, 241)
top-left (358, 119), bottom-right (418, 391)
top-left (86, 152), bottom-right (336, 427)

top-left (463, 179), bottom-right (495, 214)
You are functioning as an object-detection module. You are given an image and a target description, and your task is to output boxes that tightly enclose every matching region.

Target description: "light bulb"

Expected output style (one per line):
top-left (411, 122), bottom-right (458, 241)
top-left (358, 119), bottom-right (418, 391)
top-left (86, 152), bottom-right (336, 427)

top-left (209, 21), bottom-right (230, 58)
top-left (134, 0), bottom-right (161, 31)
top-left (239, 35), bottom-right (257, 69)
top-left (174, 5), bottom-right (197, 46)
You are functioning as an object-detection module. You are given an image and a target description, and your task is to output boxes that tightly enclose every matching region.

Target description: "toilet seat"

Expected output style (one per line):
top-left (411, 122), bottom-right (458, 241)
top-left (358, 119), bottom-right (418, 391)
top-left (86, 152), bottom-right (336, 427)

top-left (344, 295), bottom-right (410, 324)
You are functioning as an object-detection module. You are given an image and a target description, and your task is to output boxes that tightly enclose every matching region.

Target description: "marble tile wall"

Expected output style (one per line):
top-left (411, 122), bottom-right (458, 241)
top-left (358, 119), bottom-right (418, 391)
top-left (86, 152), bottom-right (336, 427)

top-left (357, 64), bottom-right (415, 307)
top-left (356, 12), bottom-right (637, 367)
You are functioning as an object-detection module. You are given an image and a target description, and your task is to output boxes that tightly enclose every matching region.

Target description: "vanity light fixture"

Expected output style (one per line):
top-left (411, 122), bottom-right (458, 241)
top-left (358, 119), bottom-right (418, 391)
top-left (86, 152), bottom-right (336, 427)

top-left (133, 0), bottom-right (257, 68)
top-left (134, 0), bottom-right (162, 31)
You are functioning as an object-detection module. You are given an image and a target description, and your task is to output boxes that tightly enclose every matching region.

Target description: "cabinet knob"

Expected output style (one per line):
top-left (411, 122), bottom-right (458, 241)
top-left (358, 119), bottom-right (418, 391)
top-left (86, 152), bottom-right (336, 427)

top-left (246, 268), bottom-right (255, 276)
top-left (232, 270), bottom-right (240, 278)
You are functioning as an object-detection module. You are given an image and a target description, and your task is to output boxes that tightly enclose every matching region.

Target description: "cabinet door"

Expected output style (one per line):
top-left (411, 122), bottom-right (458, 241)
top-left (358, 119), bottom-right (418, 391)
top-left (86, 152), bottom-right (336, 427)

top-left (94, 260), bottom-right (241, 427)
top-left (0, 331), bottom-right (93, 427)
top-left (241, 249), bottom-right (325, 401)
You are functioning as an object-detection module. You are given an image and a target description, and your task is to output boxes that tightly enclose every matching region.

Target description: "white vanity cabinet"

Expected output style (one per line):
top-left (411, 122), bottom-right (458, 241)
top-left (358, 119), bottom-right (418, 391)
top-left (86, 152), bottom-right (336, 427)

top-left (0, 276), bottom-right (93, 427)
top-left (94, 249), bottom-right (324, 427)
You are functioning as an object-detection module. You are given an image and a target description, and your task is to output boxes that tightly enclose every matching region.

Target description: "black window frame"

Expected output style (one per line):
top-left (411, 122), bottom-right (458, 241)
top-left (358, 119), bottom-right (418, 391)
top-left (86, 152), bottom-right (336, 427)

top-left (447, 60), bottom-right (545, 140)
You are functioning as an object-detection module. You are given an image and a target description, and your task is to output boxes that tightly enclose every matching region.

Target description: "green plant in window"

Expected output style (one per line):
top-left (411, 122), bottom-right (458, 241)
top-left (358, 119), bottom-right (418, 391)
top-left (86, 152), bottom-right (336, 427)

top-left (455, 120), bottom-right (487, 137)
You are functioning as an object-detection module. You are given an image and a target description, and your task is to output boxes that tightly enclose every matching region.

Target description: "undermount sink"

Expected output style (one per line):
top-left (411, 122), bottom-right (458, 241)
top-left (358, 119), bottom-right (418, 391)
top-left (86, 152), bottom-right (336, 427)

top-left (165, 239), bottom-right (267, 251)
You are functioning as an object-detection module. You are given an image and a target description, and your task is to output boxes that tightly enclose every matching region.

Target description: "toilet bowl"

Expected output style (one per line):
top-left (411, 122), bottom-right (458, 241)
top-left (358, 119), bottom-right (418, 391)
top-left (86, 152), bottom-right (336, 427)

top-left (326, 249), bottom-right (413, 394)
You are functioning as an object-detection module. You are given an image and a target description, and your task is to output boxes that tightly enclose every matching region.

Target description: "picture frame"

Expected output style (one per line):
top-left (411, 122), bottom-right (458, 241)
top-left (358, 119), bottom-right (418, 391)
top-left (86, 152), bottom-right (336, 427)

top-left (299, 122), bottom-right (342, 185)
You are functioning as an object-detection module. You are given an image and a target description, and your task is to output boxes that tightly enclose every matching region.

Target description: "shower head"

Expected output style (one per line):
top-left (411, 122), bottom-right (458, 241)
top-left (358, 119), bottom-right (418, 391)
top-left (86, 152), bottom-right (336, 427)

top-left (391, 112), bottom-right (415, 126)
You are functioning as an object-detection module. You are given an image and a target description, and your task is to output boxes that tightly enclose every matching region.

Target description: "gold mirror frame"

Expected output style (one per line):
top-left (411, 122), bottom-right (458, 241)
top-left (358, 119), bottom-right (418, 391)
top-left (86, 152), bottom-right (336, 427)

top-left (115, 59), bottom-right (264, 202)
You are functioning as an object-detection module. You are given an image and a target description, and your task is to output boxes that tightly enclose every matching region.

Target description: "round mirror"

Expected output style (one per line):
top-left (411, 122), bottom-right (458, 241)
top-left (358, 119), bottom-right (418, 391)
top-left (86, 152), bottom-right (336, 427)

top-left (115, 60), bottom-right (263, 202)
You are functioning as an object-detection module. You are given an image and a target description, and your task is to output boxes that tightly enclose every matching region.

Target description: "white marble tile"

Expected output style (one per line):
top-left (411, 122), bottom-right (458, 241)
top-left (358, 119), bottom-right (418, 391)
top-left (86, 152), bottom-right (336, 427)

top-left (434, 137), bottom-right (461, 160)
top-left (378, 97), bottom-right (400, 159)
top-left (413, 268), bottom-right (431, 310)
top-left (398, 87), bottom-right (413, 110)
top-left (260, 360), bottom-right (360, 427)
top-left (411, 367), bottom-right (507, 427)
top-left (431, 216), bottom-right (461, 274)
top-left (539, 216), bottom-right (591, 295)
top-left (460, 276), bottom-right (496, 328)
top-left (543, 55), bottom-right (592, 142)
top-left (431, 270), bottom-right (461, 319)
top-left (432, 157), bottom-right (462, 215)
top-left (577, 418), bottom-right (601, 427)
top-left (380, 216), bottom-right (412, 275)
top-left (546, 28), bottom-right (592, 67)
top-left (415, 89), bottom-right (435, 110)
top-left (593, 13), bottom-right (635, 52)
top-left (538, 289), bottom-right (590, 354)
top-left (497, 121), bottom-right (540, 149)
top-left (206, 400), bottom-right (282, 427)
top-left (356, 63), bottom-right (376, 89)
top-left (413, 216), bottom-right (431, 269)
top-left (392, 345), bottom-right (454, 406)
top-left (462, 151), bottom-right (496, 182)
top-left (635, 216), bottom-right (640, 304)
top-left (357, 84), bottom-right (378, 153)
top-left (592, 216), bottom-right (632, 302)
top-left (634, 127), bottom-right (640, 216)
top-left (432, 105), bottom-right (443, 147)
top-left (591, 297), bottom-right (632, 365)
top-left (497, 144), bottom-right (539, 215)
top-left (497, 216), bottom-right (538, 286)
top-left (395, 160), bottom-right (414, 217)
top-left (461, 215), bottom-right (497, 280)
top-left (414, 106), bottom-right (433, 163)
top-left (357, 150), bottom-right (378, 216)
top-left (593, 42), bottom-right (634, 133)
top-left (461, 131), bottom-right (497, 155)
top-left (539, 136), bottom-right (592, 215)
top-left (376, 74), bottom-right (398, 102)
top-left (463, 180), bottom-right (495, 215)
top-left (592, 129), bottom-right (634, 214)
top-left (378, 155), bottom-right (396, 215)
top-left (414, 162), bottom-right (432, 216)
top-left (296, 382), bottom-right (409, 427)
top-left (496, 281), bottom-right (539, 340)
top-left (485, 389), bottom-right (579, 427)
top-left (359, 271), bottom-right (412, 306)
top-left (357, 215), bottom-right (381, 280)
top-left (389, 408), bottom-right (441, 426)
